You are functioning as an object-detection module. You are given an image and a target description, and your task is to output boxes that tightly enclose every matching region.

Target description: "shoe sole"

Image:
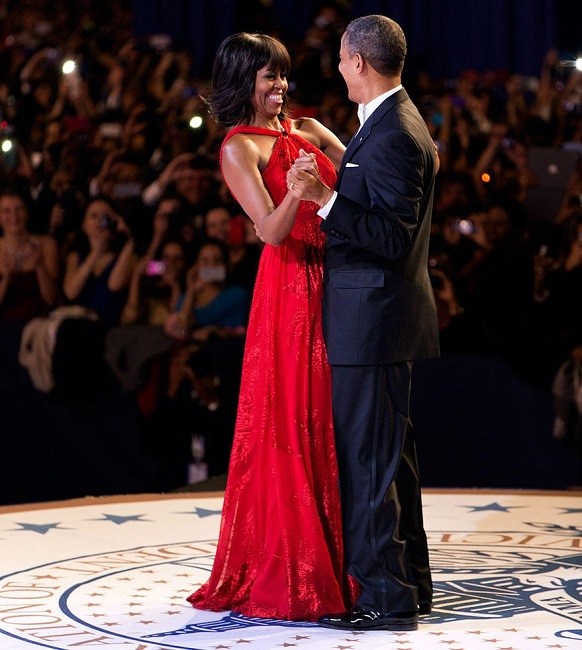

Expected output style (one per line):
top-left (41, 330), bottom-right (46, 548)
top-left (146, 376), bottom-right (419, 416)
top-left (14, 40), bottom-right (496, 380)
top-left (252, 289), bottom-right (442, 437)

top-left (318, 619), bottom-right (418, 631)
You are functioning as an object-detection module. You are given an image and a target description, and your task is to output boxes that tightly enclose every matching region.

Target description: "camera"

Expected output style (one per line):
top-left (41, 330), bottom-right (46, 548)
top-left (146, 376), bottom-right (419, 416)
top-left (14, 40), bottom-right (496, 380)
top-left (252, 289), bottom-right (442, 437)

top-left (45, 48), bottom-right (59, 62)
top-left (146, 260), bottom-right (166, 276)
top-left (182, 86), bottom-right (197, 100)
top-left (0, 137), bottom-right (17, 168)
top-left (61, 60), bottom-right (82, 100)
top-left (98, 213), bottom-right (117, 233)
top-left (198, 265), bottom-right (226, 282)
top-left (453, 218), bottom-right (476, 236)
top-left (112, 182), bottom-right (142, 199)
top-left (98, 122), bottom-right (123, 139)
top-left (501, 137), bottom-right (515, 151)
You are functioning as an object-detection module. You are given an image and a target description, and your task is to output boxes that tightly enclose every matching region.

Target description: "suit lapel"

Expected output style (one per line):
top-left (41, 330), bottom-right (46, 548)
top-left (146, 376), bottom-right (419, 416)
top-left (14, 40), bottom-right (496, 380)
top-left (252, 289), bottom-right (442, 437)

top-left (336, 89), bottom-right (409, 186)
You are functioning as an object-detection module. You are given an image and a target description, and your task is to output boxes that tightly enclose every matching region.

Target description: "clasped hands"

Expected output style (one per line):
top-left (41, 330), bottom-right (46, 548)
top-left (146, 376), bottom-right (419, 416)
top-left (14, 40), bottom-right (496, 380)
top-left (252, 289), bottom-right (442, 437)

top-left (286, 148), bottom-right (331, 207)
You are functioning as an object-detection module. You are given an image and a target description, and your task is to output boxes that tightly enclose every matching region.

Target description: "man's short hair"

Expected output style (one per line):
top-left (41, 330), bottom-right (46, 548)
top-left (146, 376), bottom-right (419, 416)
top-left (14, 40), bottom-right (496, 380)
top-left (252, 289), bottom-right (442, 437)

top-left (343, 15), bottom-right (406, 77)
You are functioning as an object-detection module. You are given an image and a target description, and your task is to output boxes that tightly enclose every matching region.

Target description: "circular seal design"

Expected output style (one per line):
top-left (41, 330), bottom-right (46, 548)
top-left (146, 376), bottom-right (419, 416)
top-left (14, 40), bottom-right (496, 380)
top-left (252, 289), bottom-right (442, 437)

top-left (0, 495), bottom-right (581, 649)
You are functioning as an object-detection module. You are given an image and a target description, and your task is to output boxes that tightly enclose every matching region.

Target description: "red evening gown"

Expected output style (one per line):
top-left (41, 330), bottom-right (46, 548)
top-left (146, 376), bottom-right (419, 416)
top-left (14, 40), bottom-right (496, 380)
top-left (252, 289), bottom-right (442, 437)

top-left (187, 119), bottom-right (355, 621)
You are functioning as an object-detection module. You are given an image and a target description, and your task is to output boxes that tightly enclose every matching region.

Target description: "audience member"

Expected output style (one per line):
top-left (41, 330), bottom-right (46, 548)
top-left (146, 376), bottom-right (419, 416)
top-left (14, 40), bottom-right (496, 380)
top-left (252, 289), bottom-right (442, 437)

top-left (63, 197), bottom-right (135, 327)
top-left (203, 205), bottom-right (262, 294)
top-left (0, 188), bottom-right (59, 322)
top-left (1, 0), bottom-right (580, 486)
top-left (175, 238), bottom-right (249, 340)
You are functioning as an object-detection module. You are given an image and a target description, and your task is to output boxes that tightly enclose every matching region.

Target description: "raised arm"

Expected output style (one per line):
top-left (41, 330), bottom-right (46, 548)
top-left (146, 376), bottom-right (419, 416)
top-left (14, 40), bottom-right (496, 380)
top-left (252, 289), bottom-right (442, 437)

top-left (221, 136), bottom-right (300, 246)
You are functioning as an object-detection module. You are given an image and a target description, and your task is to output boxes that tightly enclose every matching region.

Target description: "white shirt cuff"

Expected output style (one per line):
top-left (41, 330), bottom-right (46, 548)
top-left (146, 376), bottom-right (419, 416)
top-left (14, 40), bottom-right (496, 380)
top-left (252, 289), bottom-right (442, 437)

top-left (317, 191), bottom-right (338, 219)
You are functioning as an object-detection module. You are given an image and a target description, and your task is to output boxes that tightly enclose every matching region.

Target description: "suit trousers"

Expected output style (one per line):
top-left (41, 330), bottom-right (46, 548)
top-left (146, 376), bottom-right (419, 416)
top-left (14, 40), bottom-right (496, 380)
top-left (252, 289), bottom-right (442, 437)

top-left (330, 362), bottom-right (432, 613)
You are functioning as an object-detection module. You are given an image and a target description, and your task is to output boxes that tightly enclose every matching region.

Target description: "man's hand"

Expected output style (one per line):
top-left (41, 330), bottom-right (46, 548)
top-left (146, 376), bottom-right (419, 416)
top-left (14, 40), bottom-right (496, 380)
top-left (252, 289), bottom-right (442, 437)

top-left (286, 149), bottom-right (333, 207)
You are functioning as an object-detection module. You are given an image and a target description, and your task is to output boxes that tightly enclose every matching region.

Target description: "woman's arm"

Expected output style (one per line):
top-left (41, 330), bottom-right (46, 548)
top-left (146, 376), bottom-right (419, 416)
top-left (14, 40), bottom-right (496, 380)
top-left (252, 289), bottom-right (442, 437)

top-left (0, 250), bottom-right (14, 306)
top-left (108, 237), bottom-right (136, 293)
top-left (35, 236), bottom-right (60, 307)
top-left (63, 248), bottom-right (102, 300)
top-left (296, 117), bottom-right (346, 170)
top-left (221, 136), bottom-right (301, 246)
top-left (174, 265), bottom-right (202, 334)
top-left (120, 259), bottom-right (144, 324)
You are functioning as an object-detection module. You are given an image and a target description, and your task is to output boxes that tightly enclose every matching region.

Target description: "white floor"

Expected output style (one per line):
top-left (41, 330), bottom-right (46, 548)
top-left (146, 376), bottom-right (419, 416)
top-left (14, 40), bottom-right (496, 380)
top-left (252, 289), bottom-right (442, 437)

top-left (1, 489), bottom-right (581, 649)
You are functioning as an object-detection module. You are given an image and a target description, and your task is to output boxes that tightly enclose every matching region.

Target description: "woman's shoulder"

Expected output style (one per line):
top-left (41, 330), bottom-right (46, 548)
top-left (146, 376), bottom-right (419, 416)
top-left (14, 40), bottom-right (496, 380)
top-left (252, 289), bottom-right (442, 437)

top-left (289, 117), bottom-right (339, 151)
top-left (221, 132), bottom-right (261, 163)
top-left (290, 116), bottom-right (324, 139)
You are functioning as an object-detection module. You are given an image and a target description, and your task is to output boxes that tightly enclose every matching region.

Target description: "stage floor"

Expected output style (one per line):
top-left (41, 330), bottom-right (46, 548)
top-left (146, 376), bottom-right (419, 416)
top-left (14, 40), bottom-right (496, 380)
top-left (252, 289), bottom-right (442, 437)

top-left (1, 489), bottom-right (581, 649)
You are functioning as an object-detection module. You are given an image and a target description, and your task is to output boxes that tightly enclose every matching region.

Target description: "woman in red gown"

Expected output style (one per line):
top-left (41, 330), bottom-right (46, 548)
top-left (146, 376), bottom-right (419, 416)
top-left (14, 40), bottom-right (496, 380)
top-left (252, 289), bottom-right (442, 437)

top-left (187, 33), bottom-right (356, 621)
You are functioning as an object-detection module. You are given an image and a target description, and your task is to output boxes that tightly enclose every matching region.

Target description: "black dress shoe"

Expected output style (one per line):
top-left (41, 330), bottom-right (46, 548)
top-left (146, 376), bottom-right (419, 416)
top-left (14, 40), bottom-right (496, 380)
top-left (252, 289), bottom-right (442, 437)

top-left (419, 602), bottom-right (432, 615)
top-left (318, 606), bottom-right (419, 631)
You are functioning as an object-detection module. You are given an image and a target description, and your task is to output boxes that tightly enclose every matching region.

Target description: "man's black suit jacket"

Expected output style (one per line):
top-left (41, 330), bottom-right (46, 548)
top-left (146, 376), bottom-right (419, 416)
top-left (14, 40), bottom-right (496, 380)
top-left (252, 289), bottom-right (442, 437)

top-left (321, 88), bottom-right (440, 366)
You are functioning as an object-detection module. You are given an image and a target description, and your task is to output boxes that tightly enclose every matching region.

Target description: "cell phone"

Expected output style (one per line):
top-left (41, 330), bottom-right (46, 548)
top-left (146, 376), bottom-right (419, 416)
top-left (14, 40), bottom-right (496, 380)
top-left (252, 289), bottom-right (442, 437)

top-left (30, 151), bottom-right (43, 168)
top-left (182, 86), bottom-right (197, 99)
top-left (112, 182), bottom-right (142, 199)
top-left (198, 265), bottom-right (226, 282)
top-left (146, 260), bottom-right (166, 276)
top-left (98, 122), bottom-right (123, 139)
top-left (502, 137), bottom-right (515, 151)
top-left (98, 214), bottom-right (117, 233)
top-left (0, 139), bottom-right (17, 169)
top-left (454, 218), bottom-right (476, 236)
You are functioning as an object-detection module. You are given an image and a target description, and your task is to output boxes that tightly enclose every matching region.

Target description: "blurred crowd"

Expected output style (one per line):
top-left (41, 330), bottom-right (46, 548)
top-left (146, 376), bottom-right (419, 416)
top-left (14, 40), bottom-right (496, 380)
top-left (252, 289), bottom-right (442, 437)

top-left (1, 0), bottom-right (581, 486)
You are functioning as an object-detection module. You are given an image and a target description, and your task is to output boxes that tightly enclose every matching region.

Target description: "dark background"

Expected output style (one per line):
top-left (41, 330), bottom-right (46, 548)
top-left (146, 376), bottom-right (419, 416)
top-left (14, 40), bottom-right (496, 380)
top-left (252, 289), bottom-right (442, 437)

top-left (0, 1), bottom-right (579, 505)
top-left (132, 0), bottom-right (580, 80)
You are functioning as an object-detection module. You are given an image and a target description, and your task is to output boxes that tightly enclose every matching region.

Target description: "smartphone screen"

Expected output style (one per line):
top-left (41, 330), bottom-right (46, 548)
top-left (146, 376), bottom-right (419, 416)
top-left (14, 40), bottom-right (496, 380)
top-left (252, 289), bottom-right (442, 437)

top-left (198, 265), bottom-right (226, 282)
top-left (146, 260), bottom-right (166, 276)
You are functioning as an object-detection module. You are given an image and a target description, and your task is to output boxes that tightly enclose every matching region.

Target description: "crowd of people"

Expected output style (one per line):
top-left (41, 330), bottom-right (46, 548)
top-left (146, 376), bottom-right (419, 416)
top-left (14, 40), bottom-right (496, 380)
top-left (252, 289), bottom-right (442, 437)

top-left (1, 1), bottom-right (581, 487)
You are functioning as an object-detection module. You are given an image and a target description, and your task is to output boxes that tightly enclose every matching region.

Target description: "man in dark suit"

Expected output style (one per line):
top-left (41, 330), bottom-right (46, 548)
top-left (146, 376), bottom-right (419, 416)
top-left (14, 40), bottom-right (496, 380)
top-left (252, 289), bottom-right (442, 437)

top-left (287, 15), bottom-right (440, 631)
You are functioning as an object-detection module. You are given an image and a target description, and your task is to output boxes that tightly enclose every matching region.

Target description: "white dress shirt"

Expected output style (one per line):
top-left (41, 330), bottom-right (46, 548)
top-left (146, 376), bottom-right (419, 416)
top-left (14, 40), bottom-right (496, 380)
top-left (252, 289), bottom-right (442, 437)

top-left (318, 85), bottom-right (403, 218)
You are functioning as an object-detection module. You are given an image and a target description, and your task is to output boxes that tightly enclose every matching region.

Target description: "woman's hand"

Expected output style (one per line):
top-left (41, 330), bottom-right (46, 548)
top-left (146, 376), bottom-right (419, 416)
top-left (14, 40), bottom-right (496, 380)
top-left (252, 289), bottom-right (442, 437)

top-left (286, 148), bottom-right (332, 206)
top-left (185, 265), bottom-right (207, 295)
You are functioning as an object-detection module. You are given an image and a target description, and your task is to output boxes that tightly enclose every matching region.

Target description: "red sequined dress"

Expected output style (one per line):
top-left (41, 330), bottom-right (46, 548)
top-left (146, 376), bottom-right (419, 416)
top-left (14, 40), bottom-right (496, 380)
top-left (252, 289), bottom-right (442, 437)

top-left (187, 119), bottom-right (354, 621)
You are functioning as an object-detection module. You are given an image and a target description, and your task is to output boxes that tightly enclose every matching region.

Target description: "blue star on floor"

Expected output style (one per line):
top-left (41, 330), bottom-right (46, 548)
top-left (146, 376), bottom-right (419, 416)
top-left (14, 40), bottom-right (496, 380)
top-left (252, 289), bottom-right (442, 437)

top-left (12, 522), bottom-right (68, 534)
top-left (462, 502), bottom-right (525, 513)
top-left (91, 514), bottom-right (150, 525)
top-left (177, 507), bottom-right (222, 518)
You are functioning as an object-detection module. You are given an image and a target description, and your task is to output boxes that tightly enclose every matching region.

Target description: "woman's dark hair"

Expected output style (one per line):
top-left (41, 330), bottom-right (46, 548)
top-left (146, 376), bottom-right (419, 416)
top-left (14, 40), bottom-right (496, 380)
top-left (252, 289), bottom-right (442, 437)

top-left (72, 195), bottom-right (119, 256)
top-left (205, 32), bottom-right (291, 127)
top-left (0, 186), bottom-right (30, 209)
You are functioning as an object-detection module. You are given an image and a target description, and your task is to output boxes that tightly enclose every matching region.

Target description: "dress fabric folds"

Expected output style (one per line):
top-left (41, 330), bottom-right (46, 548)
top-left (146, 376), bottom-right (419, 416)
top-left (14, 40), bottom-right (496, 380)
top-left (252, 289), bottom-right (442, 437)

top-left (188, 119), bottom-right (354, 621)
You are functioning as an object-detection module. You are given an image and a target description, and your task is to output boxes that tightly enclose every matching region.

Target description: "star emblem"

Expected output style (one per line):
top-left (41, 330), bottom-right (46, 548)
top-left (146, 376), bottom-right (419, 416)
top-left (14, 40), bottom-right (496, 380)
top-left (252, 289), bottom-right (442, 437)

top-left (462, 502), bottom-right (524, 513)
top-left (178, 507), bottom-right (223, 518)
top-left (13, 522), bottom-right (66, 534)
top-left (92, 514), bottom-right (149, 525)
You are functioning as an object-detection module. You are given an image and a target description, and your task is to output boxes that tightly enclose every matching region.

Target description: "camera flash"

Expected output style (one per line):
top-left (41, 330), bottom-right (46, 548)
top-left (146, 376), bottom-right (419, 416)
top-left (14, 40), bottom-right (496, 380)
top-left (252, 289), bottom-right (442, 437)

top-left (189, 115), bottom-right (203, 129)
top-left (1, 139), bottom-right (13, 153)
top-left (62, 59), bottom-right (76, 74)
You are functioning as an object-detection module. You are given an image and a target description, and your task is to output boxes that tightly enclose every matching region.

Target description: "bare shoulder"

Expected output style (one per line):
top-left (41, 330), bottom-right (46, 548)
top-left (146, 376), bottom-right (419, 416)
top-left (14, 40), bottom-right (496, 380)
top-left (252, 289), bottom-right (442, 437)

top-left (292, 117), bottom-right (325, 142)
top-left (222, 130), bottom-right (277, 173)
top-left (291, 117), bottom-right (346, 168)
top-left (222, 133), bottom-right (261, 163)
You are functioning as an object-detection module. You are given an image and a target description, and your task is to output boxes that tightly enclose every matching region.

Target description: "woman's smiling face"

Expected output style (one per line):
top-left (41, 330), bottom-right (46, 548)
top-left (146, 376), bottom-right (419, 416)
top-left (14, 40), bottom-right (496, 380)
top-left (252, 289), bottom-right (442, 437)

top-left (250, 65), bottom-right (287, 122)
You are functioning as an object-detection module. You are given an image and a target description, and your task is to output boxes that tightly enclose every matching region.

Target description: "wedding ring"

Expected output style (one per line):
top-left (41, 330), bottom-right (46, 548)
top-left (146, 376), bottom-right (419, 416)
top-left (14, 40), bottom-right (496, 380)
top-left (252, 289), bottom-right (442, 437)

top-left (290, 182), bottom-right (295, 190)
